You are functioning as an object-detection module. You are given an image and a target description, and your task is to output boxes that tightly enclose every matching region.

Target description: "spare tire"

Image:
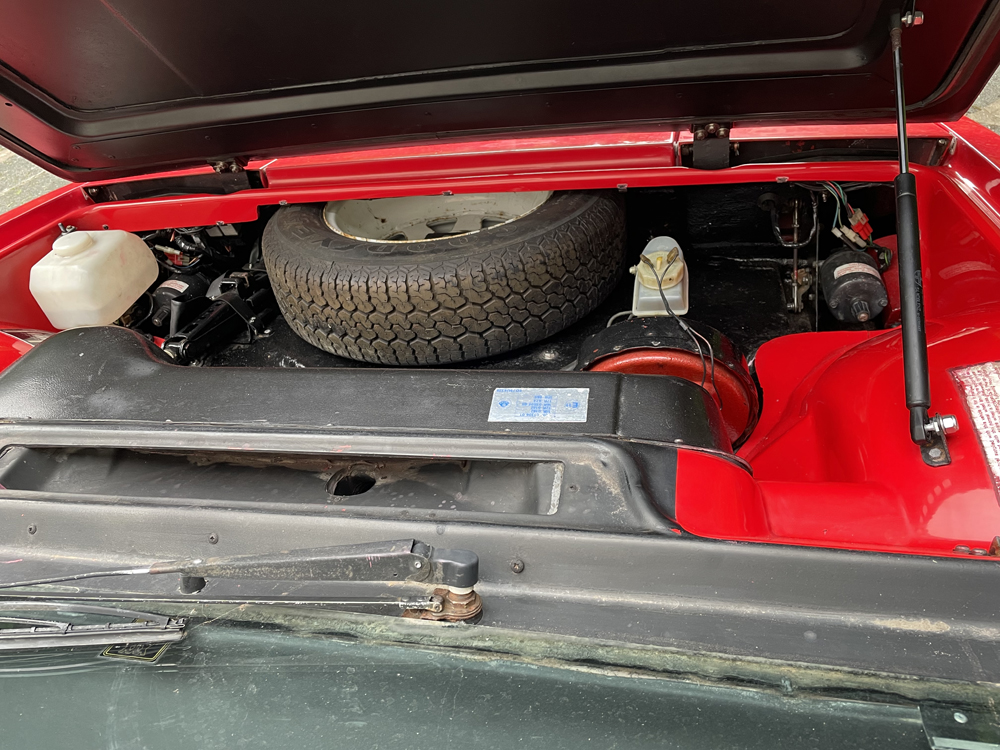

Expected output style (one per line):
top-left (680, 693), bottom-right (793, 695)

top-left (262, 190), bottom-right (625, 365)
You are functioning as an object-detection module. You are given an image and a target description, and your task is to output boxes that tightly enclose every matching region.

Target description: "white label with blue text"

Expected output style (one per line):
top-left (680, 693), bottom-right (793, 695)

top-left (488, 387), bottom-right (589, 423)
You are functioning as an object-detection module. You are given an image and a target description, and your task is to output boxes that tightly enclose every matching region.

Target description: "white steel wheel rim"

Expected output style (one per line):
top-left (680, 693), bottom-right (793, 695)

top-left (323, 192), bottom-right (552, 243)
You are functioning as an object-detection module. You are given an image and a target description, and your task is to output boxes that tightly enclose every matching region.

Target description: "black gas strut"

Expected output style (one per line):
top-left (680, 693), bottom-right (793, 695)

top-left (891, 10), bottom-right (958, 467)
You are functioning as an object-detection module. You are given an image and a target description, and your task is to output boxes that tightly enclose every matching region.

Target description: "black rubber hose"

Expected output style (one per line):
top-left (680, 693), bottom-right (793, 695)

top-left (173, 234), bottom-right (201, 254)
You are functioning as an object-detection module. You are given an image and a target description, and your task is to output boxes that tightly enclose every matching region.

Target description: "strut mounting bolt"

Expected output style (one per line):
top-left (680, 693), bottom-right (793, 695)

top-left (510, 559), bottom-right (525, 574)
top-left (26, 524), bottom-right (36, 535)
top-left (208, 533), bottom-right (219, 544)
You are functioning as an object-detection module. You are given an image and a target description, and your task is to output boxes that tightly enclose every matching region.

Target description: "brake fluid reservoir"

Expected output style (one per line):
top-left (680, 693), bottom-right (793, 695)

top-left (29, 230), bottom-right (159, 329)
top-left (631, 236), bottom-right (689, 316)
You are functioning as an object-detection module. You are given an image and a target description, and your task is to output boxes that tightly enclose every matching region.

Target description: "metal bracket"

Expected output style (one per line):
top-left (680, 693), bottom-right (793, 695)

top-left (920, 413), bottom-right (958, 466)
top-left (691, 123), bottom-right (732, 170)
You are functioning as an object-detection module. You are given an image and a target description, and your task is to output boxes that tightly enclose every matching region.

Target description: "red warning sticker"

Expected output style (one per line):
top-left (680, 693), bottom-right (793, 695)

top-left (952, 362), bottom-right (1000, 493)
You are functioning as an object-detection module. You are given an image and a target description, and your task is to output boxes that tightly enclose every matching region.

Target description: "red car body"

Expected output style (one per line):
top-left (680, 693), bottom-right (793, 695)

top-left (3, 117), bottom-right (1000, 558)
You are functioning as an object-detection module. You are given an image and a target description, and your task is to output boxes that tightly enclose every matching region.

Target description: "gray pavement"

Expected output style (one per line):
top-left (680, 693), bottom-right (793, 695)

top-left (967, 67), bottom-right (1000, 134)
top-left (0, 147), bottom-right (68, 215)
top-left (3, 68), bottom-right (1000, 215)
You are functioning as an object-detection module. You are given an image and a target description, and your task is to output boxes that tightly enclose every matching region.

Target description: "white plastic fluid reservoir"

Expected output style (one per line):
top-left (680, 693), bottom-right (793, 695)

top-left (631, 236), bottom-right (689, 316)
top-left (29, 230), bottom-right (159, 329)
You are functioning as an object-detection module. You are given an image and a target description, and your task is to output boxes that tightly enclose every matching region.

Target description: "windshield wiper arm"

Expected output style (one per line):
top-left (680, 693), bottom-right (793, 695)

top-left (0, 539), bottom-right (482, 622)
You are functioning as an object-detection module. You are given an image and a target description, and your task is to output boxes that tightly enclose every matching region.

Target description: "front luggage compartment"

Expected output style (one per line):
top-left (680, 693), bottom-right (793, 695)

top-left (1, 125), bottom-right (1000, 558)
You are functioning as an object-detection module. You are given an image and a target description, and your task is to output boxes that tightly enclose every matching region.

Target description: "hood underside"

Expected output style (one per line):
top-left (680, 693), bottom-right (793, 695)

top-left (1, 0), bottom-right (999, 181)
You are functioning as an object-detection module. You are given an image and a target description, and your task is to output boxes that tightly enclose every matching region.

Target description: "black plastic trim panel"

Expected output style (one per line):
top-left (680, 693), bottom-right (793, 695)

top-left (0, 327), bottom-right (741, 528)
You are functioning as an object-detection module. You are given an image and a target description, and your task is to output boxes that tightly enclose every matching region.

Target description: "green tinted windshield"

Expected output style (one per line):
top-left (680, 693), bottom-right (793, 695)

top-left (0, 621), bottom-right (944, 750)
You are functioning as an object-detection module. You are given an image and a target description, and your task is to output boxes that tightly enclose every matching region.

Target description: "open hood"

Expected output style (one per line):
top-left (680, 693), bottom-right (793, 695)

top-left (1, 0), bottom-right (999, 181)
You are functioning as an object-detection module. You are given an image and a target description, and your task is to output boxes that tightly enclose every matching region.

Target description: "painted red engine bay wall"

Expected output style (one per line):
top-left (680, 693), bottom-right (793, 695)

top-left (2, 121), bottom-right (1000, 558)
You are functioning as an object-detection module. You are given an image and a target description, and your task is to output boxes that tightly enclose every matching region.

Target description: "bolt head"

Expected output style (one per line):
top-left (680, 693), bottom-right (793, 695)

top-left (705, 123), bottom-right (719, 135)
top-left (414, 561), bottom-right (422, 569)
top-left (929, 447), bottom-right (943, 459)
top-left (26, 524), bottom-right (36, 535)
top-left (208, 533), bottom-right (219, 544)
top-left (954, 712), bottom-right (969, 724)
top-left (716, 127), bottom-right (730, 139)
top-left (510, 559), bottom-right (525, 574)
top-left (693, 129), bottom-right (707, 141)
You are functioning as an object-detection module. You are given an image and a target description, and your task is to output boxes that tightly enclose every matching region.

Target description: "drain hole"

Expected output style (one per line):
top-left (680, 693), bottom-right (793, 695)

top-left (329, 472), bottom-right (377, 497)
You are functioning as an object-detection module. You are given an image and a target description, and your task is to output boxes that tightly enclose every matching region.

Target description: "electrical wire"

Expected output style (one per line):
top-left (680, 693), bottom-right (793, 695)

top-left (638, 255), bottom-right (719, 402)
top-left (689, 326), bottom-right (721, 409)
top-left (606, 310), bottom-right (632, 328)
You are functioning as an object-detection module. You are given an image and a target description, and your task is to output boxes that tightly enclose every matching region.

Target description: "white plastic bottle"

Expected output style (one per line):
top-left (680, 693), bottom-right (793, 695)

top-left (29, 230), bottom-right (159, 329)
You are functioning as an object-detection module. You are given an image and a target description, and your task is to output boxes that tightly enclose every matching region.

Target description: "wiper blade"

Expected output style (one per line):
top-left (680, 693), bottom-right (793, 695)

top-left (0, 601), bottom-right (185, 651)
top-left (0, 539), bottom-right (482, 622)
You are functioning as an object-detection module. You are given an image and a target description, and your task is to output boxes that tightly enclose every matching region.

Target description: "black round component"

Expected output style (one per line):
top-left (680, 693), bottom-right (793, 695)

top-left (820, 249), bottom-right (888, 323)
top-left (261, 192), bottom-right (626, 365)
top-left (150, 273), bottom-right (211, 329)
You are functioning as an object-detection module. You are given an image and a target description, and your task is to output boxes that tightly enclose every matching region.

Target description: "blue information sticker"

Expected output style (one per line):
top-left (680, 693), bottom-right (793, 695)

top-left (488, 387), bottom-right (590, 423)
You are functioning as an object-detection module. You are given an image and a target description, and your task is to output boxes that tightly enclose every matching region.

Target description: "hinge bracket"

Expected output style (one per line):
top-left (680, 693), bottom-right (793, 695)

top-left (691, 123), bottom-right (732, 170)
